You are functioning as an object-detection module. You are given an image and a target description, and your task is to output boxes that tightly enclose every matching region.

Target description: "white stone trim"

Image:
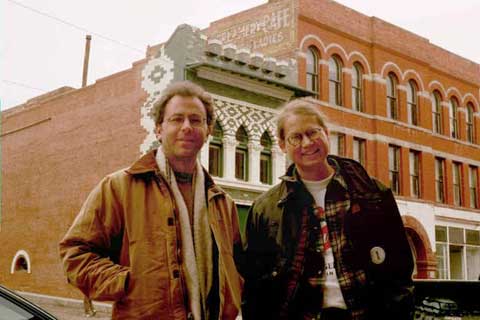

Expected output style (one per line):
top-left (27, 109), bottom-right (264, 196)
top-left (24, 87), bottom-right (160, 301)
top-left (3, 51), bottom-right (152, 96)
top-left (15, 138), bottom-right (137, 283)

top-left (299, 34), bottom-right (327, 53)
top-left (397, 200), bottom-right (480, 251)
top-left (10, 250), bottom-right (31, 274)
top-left (428, 80), bottom-right (448, 98)
top-left (380, 62), bottom-right (403, 78)
top-left (403, 69), bottom-right (426, 91)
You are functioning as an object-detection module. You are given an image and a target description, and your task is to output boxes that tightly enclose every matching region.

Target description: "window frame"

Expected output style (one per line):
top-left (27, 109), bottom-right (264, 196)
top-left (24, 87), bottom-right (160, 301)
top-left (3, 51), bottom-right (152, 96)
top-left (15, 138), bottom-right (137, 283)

top-left (409, 150), bottom-right (421, 198)
top-left (386, 73), bottom-right (399, 120)
top-left (235, 126), bottom-right (249, 181)
top-left (351, 62), bottom-right (363, 112)
top-left (432, 91), bottom-right (443, 134)
top-left (389, 144), bottom-right (401, 194)
top-left (452, 161), bottom-right (463, 206)
top-left (466, 103), bottom-right (475, 143)
top-left (306, 46), bottom-right (319, 97)
top-left (449, 97), bottom-right (459, 139)
top-left (435, 157), bottom-right (446, 203)
top-left (407, 80), bottom-right (418, 125)
top-left (353, 137), bottom-right (366, 166)
top-left (328, 55), bottom-right (343, 106)
top-left (469, 166), bottom-right (478, 209)
top-left (208, 121), bottom-right (224, 177)
top-left (259, 131), bottom-right (273, 185)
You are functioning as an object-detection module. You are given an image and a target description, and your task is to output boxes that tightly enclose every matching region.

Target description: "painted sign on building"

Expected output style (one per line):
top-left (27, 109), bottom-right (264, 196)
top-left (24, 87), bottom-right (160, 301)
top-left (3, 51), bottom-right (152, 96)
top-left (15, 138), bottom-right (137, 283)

top-left (209, 2), bottom-right (295, 55)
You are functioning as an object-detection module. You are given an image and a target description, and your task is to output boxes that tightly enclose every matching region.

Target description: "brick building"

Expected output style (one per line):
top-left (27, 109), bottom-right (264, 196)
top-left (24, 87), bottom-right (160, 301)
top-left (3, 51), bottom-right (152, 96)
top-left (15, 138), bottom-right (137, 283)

top-left (1, 0), bottom-right (479, 304)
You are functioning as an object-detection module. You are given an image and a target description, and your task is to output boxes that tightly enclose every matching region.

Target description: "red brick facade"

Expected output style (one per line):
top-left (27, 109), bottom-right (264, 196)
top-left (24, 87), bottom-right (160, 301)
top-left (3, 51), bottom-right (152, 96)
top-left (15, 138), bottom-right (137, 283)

top-left (1, 0), bottom-right (479, 300)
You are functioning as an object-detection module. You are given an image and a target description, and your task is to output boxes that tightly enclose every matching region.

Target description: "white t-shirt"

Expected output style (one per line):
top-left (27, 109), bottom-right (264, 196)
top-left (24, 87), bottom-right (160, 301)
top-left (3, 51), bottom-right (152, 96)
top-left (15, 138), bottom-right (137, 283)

top-left (303, 174), bottom-right (347, 309)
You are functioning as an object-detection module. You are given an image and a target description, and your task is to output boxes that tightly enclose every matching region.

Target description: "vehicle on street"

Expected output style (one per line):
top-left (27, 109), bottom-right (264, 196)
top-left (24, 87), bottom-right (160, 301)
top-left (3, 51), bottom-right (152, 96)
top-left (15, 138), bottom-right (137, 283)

top-left (0, 285), bottom-right (57, 320)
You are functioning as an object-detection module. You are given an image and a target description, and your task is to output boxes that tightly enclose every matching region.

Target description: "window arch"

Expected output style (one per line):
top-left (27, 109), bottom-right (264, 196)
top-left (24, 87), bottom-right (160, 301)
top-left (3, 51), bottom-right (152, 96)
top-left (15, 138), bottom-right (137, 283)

top-left (306, 46), bottom-right (319, 97)
top-left (328, 55), bottom-right (343, 106)
top-left (386, 72), bottom-right (399, 120)
top-left (208, 121), bottom-right (223, 177)
top-left (10, 250), bottom-right (31, 274)
top-left (449, 97), bottom-right (459, 139)
top-left (260, 131), bottom-right (272, 184)
top-left (351, 62), bottom-right (363, 112)
top-left (432, 91), bottom-right (443, 134)
top-left (407, 80), bottom-right (418, 125)
top-left (466, 102), bottom-right (475, 143)
top-left (235, 126), bottom-right (249, 181)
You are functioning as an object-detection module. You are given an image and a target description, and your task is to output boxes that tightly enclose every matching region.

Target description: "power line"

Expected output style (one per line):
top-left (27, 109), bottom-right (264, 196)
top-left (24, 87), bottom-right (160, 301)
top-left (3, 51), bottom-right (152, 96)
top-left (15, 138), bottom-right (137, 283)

top-left (7, 0), bottom-right (144, 54)
top-left (2, 80), bottom-right (47, 92)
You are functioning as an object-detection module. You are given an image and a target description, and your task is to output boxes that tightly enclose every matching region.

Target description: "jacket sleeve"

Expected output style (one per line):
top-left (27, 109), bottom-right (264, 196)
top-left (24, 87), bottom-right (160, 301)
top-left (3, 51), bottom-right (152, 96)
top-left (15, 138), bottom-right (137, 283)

top-left (237, 200), bottom-right (284, 320)
top-left (59, 176), bottom-right (130, 301)
top-left (371, 180), bottom-right (415, 320)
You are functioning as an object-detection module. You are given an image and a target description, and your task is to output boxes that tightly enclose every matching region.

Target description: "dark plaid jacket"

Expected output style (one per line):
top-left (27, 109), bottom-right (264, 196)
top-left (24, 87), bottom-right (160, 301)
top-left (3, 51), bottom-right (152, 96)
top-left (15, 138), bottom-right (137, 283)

top-left (236, 155), bottom-right (414, 320)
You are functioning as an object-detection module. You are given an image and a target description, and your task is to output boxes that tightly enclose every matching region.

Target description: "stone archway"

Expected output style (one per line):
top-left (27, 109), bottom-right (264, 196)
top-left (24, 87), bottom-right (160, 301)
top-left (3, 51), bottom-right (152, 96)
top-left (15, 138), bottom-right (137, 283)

top-left (402, 216), bottom-right (437, 279)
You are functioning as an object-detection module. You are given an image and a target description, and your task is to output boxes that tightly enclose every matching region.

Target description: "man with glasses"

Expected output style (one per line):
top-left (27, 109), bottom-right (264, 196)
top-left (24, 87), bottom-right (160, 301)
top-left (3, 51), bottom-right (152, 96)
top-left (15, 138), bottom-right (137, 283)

top-left (237, 99), bottom-right (414, 319)
top-left (60, 81), bottom-right (243, 320)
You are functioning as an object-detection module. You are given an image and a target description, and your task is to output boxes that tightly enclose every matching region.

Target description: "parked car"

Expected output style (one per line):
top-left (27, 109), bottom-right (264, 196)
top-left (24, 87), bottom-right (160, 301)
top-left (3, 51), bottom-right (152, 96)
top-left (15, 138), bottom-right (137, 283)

top-left (0, 285), bottom-right (57, 320)
top-left (414, 296), bottom-right (463, 320)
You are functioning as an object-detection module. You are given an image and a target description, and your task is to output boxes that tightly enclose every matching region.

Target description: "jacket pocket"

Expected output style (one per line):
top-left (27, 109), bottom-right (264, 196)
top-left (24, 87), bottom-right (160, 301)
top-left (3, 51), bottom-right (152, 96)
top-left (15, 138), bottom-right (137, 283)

top-left (125, 238), bottom-right (169, 302)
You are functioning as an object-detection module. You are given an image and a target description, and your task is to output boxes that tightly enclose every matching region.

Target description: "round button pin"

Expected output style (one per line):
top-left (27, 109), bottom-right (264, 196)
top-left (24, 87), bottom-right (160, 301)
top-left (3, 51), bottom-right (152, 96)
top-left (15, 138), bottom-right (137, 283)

top-left (370, 246), bottom-right (386, 264)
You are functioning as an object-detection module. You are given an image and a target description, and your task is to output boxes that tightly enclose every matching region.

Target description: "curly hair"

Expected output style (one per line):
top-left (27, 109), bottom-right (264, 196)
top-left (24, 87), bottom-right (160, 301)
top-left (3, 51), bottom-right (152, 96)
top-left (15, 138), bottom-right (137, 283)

top-left (152, 81), bottom-right (215, 130)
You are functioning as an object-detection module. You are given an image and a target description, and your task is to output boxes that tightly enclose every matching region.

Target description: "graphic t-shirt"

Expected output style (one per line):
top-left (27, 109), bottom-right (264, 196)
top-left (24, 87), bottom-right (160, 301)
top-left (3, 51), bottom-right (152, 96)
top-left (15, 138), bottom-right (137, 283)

top-left (303, 174), bottom-right (347, 309)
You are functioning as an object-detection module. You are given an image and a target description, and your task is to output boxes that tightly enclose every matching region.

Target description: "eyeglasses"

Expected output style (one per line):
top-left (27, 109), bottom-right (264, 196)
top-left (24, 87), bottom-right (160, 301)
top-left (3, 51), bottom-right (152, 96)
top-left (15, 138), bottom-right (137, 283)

top-left (286, 128), bottom-right (325, 147)
top-left (165, 114), bottom-right (206, 127)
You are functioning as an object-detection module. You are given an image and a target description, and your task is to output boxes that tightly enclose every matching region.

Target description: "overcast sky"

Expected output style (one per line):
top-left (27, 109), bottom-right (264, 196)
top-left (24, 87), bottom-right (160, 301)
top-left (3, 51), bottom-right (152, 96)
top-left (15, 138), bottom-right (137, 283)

top-left (2, 0), bottom-right (479, 110)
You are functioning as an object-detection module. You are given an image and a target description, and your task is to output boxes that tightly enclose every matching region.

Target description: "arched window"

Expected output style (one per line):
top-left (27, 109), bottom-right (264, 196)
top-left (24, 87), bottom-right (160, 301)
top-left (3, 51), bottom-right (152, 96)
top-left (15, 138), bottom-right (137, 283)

top-left (306, 46), bottom-right (319, 97)
top-left (449, 97), bottom-right (459, 139)
top-left (432, 91), bottom-right (443, 134)
top-left (407, 80), bottom-right (418, 125)
top-left (328, 55), bottom-right (343, 106)
top-left (10, 250), bottom-right (31, 274)
top-left (260, 131), bottom-right (272, 184)
top-left (208, 121), bottom-right (223, 177)
top-left (235, 126), bottom-right (249, 181)
top-left (466, 103), bottom-right (475, 143)
top-left (351, 62), bottom-right (363, 112)
top-left (386, 73), bottom-right (398, 120)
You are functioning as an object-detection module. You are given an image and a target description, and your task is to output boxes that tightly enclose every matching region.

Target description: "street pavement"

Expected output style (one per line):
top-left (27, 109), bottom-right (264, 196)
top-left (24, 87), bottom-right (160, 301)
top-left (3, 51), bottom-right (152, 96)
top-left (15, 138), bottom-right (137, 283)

top-left (22, 293), bottom-right (112, 320)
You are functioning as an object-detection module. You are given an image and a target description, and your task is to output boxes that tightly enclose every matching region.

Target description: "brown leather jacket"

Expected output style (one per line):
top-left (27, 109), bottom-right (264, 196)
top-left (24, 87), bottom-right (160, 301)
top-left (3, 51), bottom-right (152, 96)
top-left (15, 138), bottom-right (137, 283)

top-left (59, 150), bottom-right (243, 319)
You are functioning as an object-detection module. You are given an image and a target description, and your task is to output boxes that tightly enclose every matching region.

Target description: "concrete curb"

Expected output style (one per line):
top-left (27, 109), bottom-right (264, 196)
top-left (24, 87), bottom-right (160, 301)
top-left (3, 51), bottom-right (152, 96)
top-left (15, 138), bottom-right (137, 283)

top-left (16, 290), bottom-right (112, 314)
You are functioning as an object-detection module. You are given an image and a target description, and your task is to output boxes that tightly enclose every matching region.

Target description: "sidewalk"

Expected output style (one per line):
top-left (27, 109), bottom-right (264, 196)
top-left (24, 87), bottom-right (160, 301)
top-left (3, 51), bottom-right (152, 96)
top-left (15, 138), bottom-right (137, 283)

top-left (18, 291), bottom-right (112, 320)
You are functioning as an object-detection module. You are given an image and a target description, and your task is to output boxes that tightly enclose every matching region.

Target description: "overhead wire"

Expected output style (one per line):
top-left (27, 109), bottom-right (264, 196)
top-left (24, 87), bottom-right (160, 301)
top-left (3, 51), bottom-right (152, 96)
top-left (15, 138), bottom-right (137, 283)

top-left (7, 0), bottom-right (144, 54)
top-left (2, 80), bottom-right (47, 92)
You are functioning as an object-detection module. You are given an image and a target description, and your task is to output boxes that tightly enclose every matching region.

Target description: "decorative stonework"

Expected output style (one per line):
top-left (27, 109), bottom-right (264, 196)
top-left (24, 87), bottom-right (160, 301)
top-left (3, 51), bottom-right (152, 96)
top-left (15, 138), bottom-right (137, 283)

top-left (140, 46), bottom-right (175, 154)
top-left (213, 97), bottom-right (277, 143)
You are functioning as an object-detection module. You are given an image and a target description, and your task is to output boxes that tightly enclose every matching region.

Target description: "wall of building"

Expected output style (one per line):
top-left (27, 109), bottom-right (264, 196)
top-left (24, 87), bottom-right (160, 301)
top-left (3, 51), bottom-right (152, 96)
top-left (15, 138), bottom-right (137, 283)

top-left (1, 61), bottom-right (148, 297)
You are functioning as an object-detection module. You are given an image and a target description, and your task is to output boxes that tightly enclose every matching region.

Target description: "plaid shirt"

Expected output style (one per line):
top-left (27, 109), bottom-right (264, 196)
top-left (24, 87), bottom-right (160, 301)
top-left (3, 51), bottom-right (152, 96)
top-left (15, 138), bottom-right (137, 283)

top-left (297, 166), bottom-right (368, 319)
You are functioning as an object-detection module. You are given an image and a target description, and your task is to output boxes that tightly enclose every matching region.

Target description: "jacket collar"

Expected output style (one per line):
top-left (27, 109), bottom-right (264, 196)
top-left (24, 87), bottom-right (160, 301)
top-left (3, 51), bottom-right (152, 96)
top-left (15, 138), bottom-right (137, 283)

top-left (125, 149), bottom-right (159, 175)
top-left (125, 149), bottom-right (225, 200)
top-left (277, 156), bottom-right (348, 205)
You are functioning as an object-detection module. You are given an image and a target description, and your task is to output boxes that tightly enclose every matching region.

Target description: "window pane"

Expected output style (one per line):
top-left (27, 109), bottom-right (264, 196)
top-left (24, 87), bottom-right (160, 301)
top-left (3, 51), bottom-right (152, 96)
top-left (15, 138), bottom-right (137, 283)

top-left (235, 149), bottom-right (247, 180)
top-left (436, 226), bottom-right (447, 242)
top-left (260, 153), bottom-right (271, 184)
top-left (466, 246), bottom-right (480, 280)
top-left (353, 138), bottom-right (365, 166)
top-left (435, 243), bottom-right (448, 279)
top-left (449, 245), bottom-right (464, 280)
top-left (209, 145), bottom-right (222, 177)
top-left (409, 151), bottom-right (420, 197)
top-left (466, 230), bottom-right (480, 245)
top-left (0, 295), bottom-right (37, 319)
top-left (449, 227), bottom-right (464, 244)
top-left (452, 162), bottom-right (462, 206)
top-left (435, 158), bottom-right (445, 203)
top-left (306, 47), bottom-right (319, 94)
top-left (469, 166), bottom-right (478, 208)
